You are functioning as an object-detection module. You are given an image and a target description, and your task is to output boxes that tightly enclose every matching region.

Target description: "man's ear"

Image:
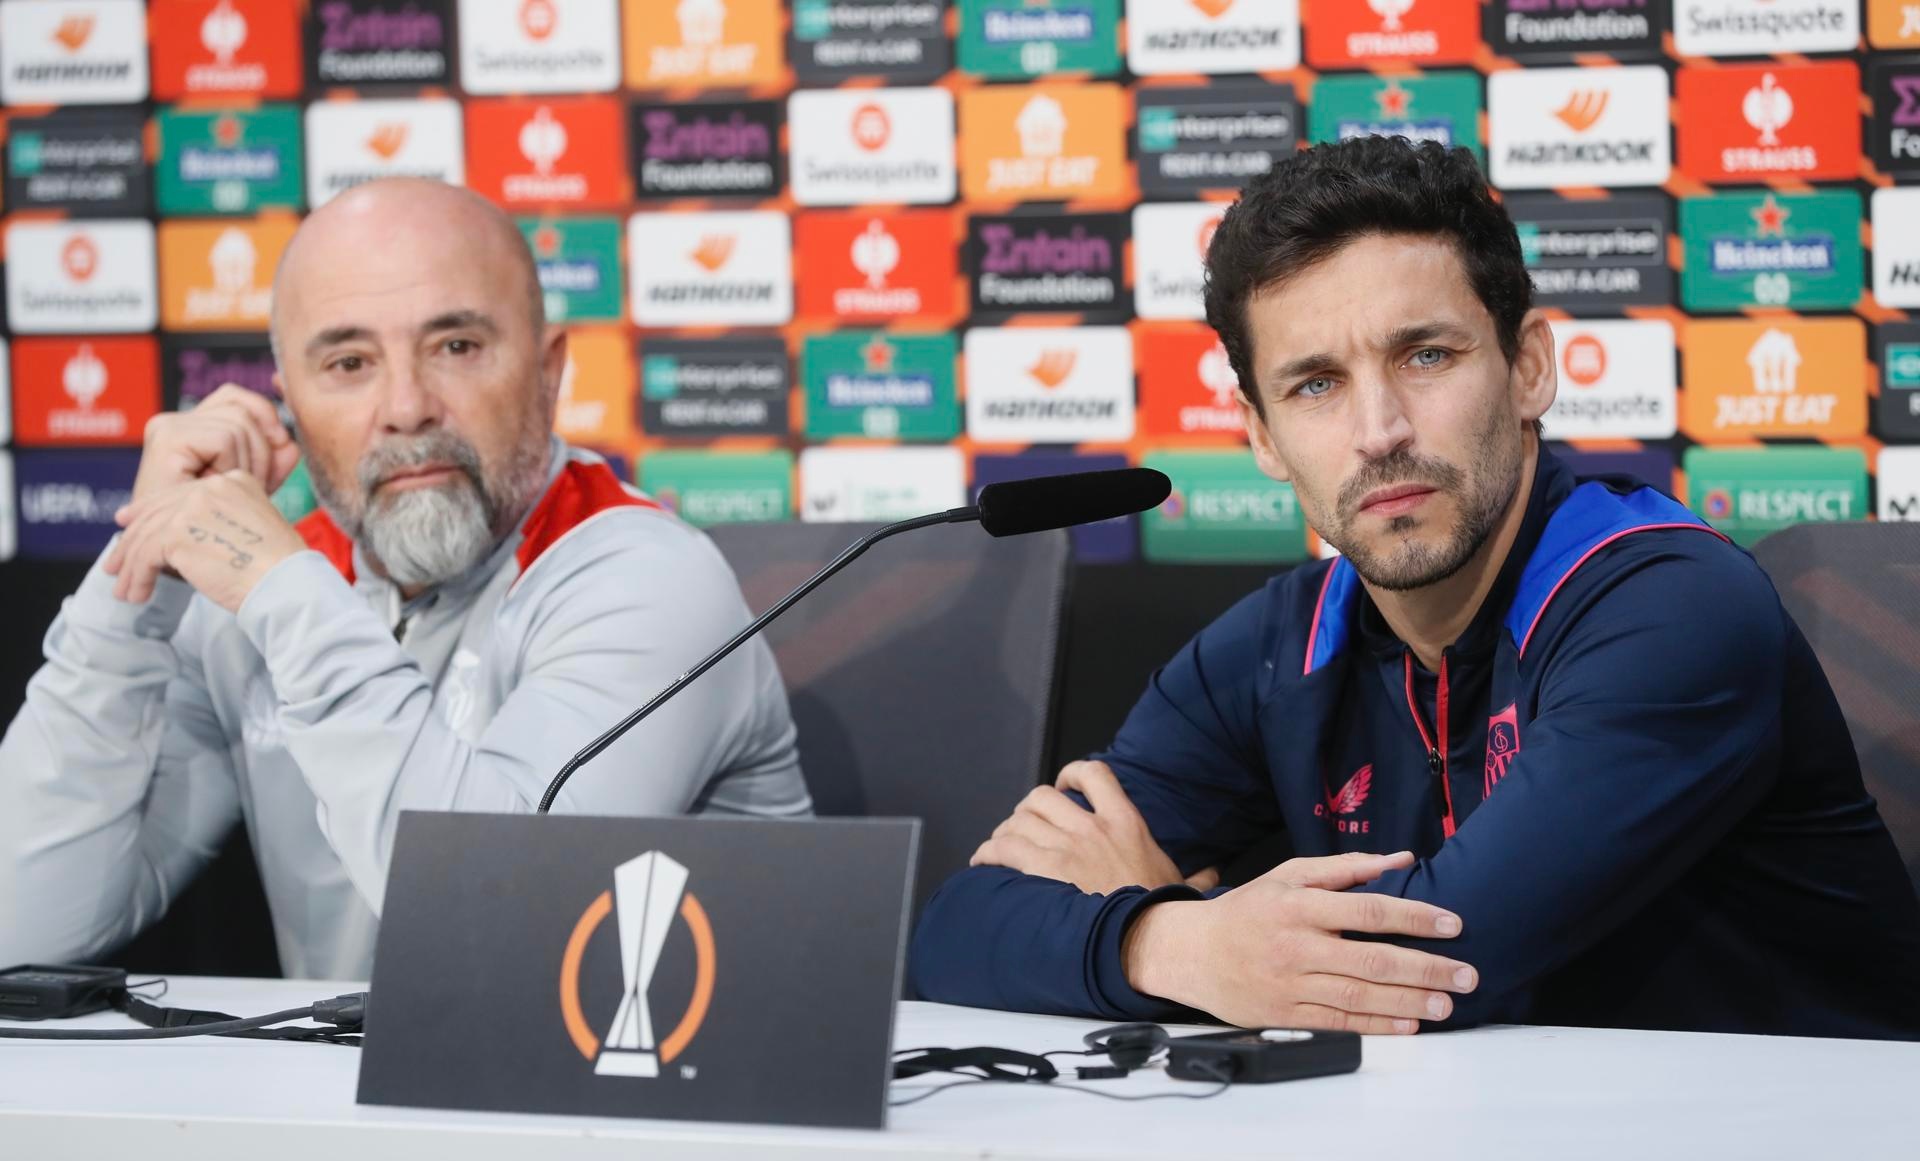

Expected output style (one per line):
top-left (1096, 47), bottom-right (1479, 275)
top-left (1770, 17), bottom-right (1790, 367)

top-left (1510, 309), bottom-right (1557, 426)
top-left (539, 325), bottom-right (569, 409)
top-left (1241, 393), bottom-right (1292, 484)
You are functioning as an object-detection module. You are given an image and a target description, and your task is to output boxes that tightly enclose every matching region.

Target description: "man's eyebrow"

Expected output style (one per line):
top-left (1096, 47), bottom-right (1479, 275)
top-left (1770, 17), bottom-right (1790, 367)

top-left (305, 325), bottom-right (374, 358)
top-left (1379, 321), bottom-right (1475, 350)
top-left (419, 309), bottom-right (499, 336)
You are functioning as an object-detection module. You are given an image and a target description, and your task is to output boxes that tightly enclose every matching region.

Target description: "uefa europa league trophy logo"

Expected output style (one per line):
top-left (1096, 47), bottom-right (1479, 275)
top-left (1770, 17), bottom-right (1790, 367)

top-left (595, 851), bottom-right (692, 1077)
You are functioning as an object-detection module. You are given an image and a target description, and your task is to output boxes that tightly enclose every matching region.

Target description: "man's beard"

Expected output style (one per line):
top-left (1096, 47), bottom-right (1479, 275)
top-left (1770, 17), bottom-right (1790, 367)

top-left (308, 428), bottom-right (550, 590)
top-left (1316, 410), bottom-right (1523, 593)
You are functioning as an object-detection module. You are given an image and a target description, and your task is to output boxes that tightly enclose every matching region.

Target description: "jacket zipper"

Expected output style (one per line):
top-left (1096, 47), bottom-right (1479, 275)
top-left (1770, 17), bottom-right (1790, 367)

top-left (1401, 651), bottom-right (1458, 838)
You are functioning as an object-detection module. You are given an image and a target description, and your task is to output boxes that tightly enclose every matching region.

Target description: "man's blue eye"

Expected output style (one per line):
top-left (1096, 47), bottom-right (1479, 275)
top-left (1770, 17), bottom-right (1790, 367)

top-left (1412, 348), bottom-right (1448, 367)
top-left (1297, 378), bottom-right (1333, 398)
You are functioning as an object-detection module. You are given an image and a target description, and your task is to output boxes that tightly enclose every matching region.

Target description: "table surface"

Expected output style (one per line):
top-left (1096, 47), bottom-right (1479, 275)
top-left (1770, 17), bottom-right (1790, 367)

top-left (1, 976), bottom-right (1916, 1161)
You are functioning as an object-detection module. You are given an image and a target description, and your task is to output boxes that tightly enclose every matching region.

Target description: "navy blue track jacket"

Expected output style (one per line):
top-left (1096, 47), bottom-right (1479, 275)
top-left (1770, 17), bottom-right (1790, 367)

top-left (911, 446), bottom-right (1920, 1039)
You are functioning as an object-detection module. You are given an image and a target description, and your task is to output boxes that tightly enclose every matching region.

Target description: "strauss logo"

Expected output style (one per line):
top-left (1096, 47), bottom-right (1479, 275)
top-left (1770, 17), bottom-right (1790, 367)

top-left (1369, 0), bottom-right (1414, 31)
top-left (1743, 73), bottom-right (1794, 146)
top-left (1197, 342), bottom-right (1239, 409)
top-left (849, 220), bottom-right (900, 289)
top-left (519, 106), bottom-right (569, 175)
top-left (201, 0), bottom-right (248, 64)
top-left (62, 345), bottom-right (109, 411)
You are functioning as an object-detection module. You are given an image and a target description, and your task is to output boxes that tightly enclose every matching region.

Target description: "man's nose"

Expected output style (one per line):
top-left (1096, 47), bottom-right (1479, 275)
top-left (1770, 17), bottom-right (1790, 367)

top-left (379, 362), bottom-right (444, 434)
top-left (1351, 376), bottom-right (1415, 463)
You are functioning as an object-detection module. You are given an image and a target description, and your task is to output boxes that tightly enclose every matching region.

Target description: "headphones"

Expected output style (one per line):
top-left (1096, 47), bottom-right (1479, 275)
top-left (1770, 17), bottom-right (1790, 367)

top-left (890, 1021), bottom-right (1175, 1086)
top-left (1082, 1021), bottom-right (1170, 1071)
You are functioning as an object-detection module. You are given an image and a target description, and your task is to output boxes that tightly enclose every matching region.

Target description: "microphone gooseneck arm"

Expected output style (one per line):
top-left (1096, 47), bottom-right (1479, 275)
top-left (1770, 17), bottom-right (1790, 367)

top-left (535, 504), bottom-right (981, 814)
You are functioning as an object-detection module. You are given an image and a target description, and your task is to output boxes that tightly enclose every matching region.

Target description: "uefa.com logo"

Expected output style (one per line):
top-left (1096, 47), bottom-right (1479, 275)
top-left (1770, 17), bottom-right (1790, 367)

top-left (559, 851), bottom-right (715, 1080)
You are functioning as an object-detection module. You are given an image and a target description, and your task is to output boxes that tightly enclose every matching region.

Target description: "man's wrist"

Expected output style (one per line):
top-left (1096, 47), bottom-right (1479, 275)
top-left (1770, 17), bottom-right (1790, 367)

top-left (1121, 898), bottom-right (1201, 1004)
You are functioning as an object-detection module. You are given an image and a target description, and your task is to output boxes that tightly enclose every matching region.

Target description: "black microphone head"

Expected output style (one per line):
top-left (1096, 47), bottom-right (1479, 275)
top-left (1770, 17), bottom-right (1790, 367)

top-left (976, 468), bottom-right (1172, 537)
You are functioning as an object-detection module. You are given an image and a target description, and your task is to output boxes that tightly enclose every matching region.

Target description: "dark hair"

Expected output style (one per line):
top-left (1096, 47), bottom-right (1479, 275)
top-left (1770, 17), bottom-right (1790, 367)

top-left (1203, 136), bottom-right (1537, 428)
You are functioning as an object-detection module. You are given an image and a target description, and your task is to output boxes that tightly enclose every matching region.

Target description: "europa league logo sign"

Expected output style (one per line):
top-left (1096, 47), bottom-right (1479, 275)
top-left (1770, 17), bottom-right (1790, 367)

top-left (560, 852), bottom-right (717, 1079)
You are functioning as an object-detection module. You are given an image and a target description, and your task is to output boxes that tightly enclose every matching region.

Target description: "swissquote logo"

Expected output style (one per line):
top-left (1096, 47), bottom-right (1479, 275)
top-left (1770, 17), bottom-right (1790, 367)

top-left (1488, 65), bottom-right (1671, 189)
top-left (559, 852), bottom-right (715, 1080)
top-left (459, 0), bottom-right (620, 94)
top-left (4, 219), bottom-right (158, 334)
top-left (788, 87), bottom-right (956, 206)
top-left (0, 0), bottom-right (149, 105)
top-left (1315, 764), bottom-right (1372, 834)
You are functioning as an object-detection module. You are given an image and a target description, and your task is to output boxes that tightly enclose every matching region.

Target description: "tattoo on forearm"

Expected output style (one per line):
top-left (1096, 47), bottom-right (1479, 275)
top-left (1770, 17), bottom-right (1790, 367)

top-left (211, 508), bottom-right (264, 546)
top-left (187, 523), bottom-right (256, 570)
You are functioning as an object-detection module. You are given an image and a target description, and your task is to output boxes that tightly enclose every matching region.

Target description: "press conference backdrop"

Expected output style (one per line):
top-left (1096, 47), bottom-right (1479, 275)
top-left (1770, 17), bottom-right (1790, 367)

top-left (0, 0), bottom-right (1917, 572)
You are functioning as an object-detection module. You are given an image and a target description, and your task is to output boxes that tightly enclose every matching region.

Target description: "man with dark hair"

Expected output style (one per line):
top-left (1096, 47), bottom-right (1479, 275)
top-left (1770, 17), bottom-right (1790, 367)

top-left (910, 138), bottom-right (1920, 1039)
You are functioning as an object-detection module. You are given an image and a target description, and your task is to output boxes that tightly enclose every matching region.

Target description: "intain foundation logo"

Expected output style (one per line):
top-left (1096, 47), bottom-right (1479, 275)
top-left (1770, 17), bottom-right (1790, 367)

top-left (559, 852), bottom-right (715, 1079)
top-left (631, 100), bottom-right (783, 201)
top-left (308, 0), bottom-right (452, 87)
top-left (965, 211), bottom-right (1128, 319)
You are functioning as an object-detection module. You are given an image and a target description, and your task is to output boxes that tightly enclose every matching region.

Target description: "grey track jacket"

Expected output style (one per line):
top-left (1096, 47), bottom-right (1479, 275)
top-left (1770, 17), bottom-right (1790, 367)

top-left (0, 439), bottom-right (811, 978)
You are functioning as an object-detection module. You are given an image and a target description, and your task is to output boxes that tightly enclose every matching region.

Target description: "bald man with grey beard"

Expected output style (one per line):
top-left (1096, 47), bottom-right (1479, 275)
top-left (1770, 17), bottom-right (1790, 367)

top-left (0, 179), bottom-right (812, 980)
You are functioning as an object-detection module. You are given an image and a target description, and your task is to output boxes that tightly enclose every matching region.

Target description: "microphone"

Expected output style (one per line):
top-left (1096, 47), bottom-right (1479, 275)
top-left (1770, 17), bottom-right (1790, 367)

top-left (535, 467), bottom-right (1171, 813)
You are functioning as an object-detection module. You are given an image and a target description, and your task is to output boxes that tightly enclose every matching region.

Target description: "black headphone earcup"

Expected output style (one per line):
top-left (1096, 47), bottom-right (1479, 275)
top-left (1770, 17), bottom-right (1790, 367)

top-left (1082, 1021), bottom-right (1169, 1070)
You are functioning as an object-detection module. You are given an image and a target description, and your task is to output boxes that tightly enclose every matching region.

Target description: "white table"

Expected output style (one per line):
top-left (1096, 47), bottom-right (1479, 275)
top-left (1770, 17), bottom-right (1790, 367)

top-left (1, 976), bottom-right (1915, 1160)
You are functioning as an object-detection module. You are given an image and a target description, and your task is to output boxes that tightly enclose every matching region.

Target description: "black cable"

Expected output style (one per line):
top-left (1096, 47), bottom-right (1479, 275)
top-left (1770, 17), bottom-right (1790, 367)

top-left (0, 992), bottom-right (365, 1041)
top-left (0, 1005), bottom-right (316, 1040)
top-left (890, 1056), bottom-right (1235, 1107)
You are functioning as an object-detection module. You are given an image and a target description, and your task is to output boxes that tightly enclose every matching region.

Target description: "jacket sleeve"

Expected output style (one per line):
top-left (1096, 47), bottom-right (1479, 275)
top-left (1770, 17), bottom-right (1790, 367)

top-left (233, 512), bottom-right (803, 915)
top-left (909, 587), bottom-right (1280, 1017)
top-left (0, 554), bottom-right (242, 964)
top-left (1351, 541), bottom-right (1788, 1028)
